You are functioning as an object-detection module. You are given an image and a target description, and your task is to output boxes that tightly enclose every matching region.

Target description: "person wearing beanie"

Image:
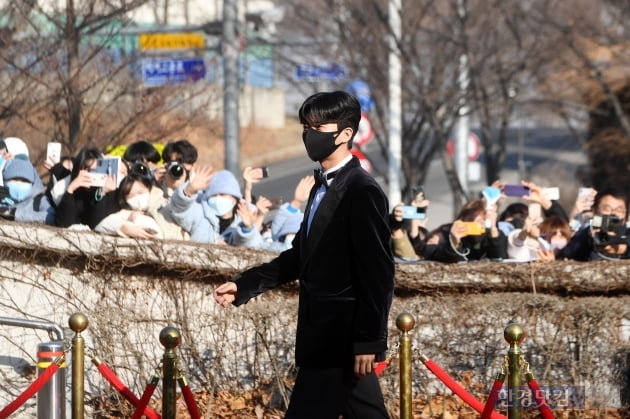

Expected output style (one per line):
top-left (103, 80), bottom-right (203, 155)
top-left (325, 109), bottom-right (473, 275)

top-left (167, 166), bottom-right (263, 246)
top-left (0, 159), bottom-right (55, 224)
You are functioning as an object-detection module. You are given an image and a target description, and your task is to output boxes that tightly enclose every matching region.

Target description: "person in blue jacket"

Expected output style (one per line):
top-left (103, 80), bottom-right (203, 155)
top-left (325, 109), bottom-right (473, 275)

top-left (168, 166), bottom-right (263, 247)
top-left (0, 158), bottom-right (55, 224)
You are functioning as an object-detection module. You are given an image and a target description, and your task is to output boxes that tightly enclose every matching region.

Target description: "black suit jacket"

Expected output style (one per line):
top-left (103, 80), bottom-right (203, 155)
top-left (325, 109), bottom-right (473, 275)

top-left (232, 156), bottom-right (395, 368)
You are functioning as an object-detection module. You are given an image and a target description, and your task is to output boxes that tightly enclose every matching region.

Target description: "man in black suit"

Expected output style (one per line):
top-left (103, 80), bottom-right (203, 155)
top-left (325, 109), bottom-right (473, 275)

top-left (214, 91), bottom-right (395, 418)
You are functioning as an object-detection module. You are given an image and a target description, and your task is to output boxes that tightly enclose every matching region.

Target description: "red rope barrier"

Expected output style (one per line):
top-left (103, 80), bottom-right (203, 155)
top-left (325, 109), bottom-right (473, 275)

top-left (0, 361), bottom-right (59, 417)
top-left (374, 361), bottom-right (388, 376)
top-left (422, 358), bottom-right (507, 419)
top-left (527, 379), bottom-right (555, 419)
top-left (131, 378), bottom-right (158, 419)
top-left (178, 377), bottom-right (201, 419)
top-left (94, 361), bottom-right (161, 419)
top-left (481, 378), bottom-right (505, 419)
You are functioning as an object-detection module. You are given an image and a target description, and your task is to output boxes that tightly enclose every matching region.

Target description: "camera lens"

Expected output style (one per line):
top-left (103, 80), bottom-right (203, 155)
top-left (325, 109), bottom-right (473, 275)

top-left (167, 162), bottom-right (185, 179)
top-left (131, 161), bottom-right (150, 177)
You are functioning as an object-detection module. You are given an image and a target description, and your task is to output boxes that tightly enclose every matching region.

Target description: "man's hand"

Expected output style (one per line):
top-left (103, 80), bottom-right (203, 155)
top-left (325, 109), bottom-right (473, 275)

top-left (214, 282), bottom-right (238, 307)
top-left (354, 353), bottom-right (376, 377)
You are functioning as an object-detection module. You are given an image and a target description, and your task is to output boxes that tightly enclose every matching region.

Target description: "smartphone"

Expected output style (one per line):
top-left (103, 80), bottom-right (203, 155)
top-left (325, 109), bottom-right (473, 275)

top-left (401, 205), bottom-right (426, 220)
top-left (261, 166), bottom-right (269, 178)
top-left (46, 142), bottom-right (62, 164)
top-left (543, 187), bottom-right (560, 201)
top-left (578, 187), bottom-right (595, 200)
top-left (503, 184), bottom-right (531, 197)
top-left (456, 220), bottom-right (486, 236)
top-left (89, 157), bottom-right (119, 187)
top-left (88, 172), bottom-right (107, 188)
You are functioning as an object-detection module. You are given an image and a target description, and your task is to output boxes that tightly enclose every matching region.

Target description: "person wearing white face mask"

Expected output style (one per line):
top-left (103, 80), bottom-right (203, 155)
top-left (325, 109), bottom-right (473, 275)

top-left (94, 171), bottom-right (190, 241)
top-left (168, 166), bottom-right (263, 246)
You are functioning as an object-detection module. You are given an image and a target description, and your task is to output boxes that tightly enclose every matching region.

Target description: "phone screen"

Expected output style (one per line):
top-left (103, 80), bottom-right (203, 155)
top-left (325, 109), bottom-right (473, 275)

top-left (401, 205), bottom-right (426, 220)
top-left (504, 184), bottom-right (531, 197)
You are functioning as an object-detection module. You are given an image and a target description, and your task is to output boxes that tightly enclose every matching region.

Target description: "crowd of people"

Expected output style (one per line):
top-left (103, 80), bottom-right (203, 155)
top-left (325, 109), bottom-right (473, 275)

top-left (0, 136), bottom-right (305, 252)
top-left (390, 180), bottom-right (630, 263)
top-left (0, 135), bottom-right (625, 263)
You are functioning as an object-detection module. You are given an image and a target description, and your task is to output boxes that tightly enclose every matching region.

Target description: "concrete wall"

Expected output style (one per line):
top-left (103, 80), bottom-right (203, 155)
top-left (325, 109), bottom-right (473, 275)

top-left (0, 221), bottom-right (628, 416)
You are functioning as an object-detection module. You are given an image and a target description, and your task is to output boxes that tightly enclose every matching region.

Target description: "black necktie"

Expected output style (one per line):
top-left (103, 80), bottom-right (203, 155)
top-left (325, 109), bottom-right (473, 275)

top-left (314, 169), bottom-right (337, 187)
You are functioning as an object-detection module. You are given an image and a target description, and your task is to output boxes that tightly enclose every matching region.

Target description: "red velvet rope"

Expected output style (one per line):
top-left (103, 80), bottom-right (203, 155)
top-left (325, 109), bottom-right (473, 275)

top-left (423, 359), bottom-right (507, 419)
top-left (374, 361), bottom-right (388, 376)
top-left (179, 380), bottom-right (201, 419)
top-left (481, 379), bottom-right (504, 419)
top-left (95, 362), bottom-right (161, 419)
top-left (0, 362), bottom-right (59, 417)
top-left (131, 381), bottom-right (158, 419)
top-left (527, 379), bottom-right (555, 419)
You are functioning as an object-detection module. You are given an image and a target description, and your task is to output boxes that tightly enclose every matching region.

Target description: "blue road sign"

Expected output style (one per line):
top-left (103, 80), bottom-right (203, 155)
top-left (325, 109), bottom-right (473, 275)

top-left (142, 57), bottom-right (206, 87)
top-left (347, 78), bottom-right (374, 112)
top-left (294, 63), bottom-right (347, 82)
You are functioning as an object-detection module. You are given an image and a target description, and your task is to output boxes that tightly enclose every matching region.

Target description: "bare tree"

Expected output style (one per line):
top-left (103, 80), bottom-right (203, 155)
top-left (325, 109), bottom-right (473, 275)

top-left (0, 0), bottom-right (216, 160)
top-left (527, 0), bottom-right (630, 190)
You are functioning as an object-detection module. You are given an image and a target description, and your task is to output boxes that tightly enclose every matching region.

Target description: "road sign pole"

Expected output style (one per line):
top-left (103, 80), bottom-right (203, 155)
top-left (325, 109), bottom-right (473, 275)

top-left (387, 0), bottom-right (402, 207)
top-left (456, 52), bottom-right (469, 196)
top-left (223, 0), bottom-right (241, 174)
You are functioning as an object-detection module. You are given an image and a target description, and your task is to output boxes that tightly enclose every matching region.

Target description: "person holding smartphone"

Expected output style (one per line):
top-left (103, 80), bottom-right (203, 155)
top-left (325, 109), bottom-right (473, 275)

top-left (54, 147), bottom-right (120, 229)
top-left (423, 199), bottom-right (507, 262)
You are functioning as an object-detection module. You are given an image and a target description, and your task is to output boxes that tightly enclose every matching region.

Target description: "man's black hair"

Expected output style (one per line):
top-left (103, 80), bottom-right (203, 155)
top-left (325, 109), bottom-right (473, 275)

top-left (162, 139), bottom-right (198, 164)
top-left (594, 187), bottom-right (629, 213)
top-left (123, 140), bottom-right (160, 164)
top-left (298, 91), bottom-right (361, 147)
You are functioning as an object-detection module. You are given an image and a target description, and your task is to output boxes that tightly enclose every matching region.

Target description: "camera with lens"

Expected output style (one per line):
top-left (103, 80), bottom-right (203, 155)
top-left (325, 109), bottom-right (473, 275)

top-left (130, 160), bottom-right (151, 178)
top-left (167, 161), bottom-right (186, 180)
top-left (591, 214), bottom-right (629, 245)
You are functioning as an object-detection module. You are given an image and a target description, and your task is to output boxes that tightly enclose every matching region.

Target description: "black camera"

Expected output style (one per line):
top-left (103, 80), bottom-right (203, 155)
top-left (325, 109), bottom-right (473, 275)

top-left (130, 160), bottom-right (151, 178)
top-left (167, 161), bottom-right (185, 180)
top-left (592, 214), bottom-right (629, 245)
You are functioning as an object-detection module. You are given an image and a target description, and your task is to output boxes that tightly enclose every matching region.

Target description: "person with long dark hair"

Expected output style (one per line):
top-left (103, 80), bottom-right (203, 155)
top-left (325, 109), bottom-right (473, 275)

top-left (54, 147), bottom-right (120, 228)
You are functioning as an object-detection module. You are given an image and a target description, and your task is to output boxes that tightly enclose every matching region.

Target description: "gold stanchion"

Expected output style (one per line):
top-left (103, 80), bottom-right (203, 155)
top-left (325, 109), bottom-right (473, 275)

top-left (396, 313), bottom-right (415, 419)
top-left (159, 326), bottom-right (181, 419)
top-left (504, 323), bottom-right (525, 419)
top-left (69, 312), bottom-right (88, 419)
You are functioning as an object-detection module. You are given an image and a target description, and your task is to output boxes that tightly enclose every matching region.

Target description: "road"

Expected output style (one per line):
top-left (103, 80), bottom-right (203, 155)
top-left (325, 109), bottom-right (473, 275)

top-left (248, 127), bottom-right (587, 231)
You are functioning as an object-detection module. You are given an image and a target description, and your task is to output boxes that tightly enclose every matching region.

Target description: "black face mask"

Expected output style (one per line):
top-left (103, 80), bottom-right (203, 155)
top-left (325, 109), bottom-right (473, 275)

top-left (302, 129), bottom-right (341, 162)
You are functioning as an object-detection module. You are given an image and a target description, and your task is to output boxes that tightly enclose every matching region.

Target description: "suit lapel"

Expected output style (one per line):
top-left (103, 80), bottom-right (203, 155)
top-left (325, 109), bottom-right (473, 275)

top-left (300, 157), bottom-right (360, 265)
